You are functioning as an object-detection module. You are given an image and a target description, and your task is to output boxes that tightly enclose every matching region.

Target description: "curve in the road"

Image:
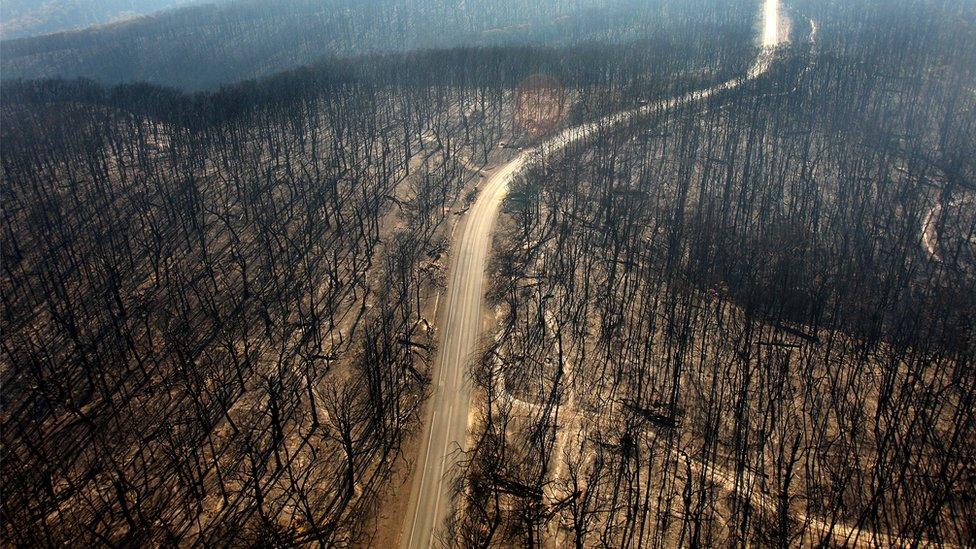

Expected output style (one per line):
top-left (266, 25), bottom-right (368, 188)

top-left (401, 2), bottom-right (785, 547)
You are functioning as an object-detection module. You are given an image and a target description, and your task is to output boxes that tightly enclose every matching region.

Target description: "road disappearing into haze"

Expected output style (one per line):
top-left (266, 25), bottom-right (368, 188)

top-left (401, 2), bottom-right (785, 546)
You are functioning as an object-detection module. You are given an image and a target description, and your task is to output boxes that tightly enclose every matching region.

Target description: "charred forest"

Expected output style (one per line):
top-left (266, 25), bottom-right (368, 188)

top-left (1, 0), bottom-right (974, 547)
top-left (455, 0), bottom-right (976, 547)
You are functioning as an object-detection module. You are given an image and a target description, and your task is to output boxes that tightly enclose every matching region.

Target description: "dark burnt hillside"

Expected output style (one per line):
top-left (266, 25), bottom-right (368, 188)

top-left (453, 0), bottom-right (975, 545)
top-left (0, 20), bottom-right (750, 545)
top-left (0, 0), bottom-right (755, 90)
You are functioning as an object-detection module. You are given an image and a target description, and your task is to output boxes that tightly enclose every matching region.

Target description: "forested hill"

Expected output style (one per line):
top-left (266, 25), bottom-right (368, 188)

top-left (1, 34), bottom-right (753, 142)
top-left (0, 0), bottom-right (204, 39)
top-left (0, 0), bottom-right (755, 91)
top-left (0, 0), bottom-right (756, 541)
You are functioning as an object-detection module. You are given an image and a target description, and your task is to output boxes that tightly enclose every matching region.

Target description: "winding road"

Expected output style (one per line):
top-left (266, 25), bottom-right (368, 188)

top-left (400, 2), bottom-right (785, 547)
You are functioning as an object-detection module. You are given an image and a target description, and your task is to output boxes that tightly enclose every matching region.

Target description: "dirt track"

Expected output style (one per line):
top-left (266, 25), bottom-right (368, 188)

top-left (400, 2), bottom-right (785, 546)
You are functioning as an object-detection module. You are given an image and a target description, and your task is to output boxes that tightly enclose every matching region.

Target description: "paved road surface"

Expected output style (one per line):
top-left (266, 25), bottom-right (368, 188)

top-left (401, 2), bottom-right (783, 546)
